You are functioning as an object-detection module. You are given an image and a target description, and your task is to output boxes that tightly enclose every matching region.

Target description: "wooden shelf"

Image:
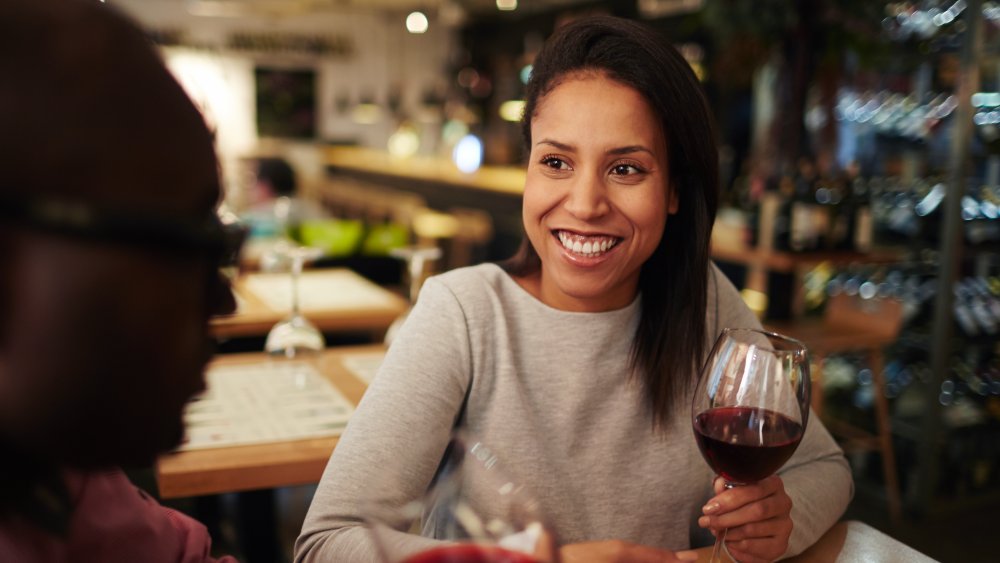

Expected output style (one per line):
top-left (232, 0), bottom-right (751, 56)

top-left (710, 244), bottom-right (907, 274)
top-left (324, 146), bottom-right (526, 197)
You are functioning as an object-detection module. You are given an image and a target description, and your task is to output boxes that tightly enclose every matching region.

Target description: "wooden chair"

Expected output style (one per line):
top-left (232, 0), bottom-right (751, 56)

top-left (766, 293), bottom-right (904, 525)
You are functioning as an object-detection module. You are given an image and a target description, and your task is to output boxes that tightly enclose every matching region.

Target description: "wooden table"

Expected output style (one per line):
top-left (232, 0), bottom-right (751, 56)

top-left (694, 520), bottom-right (935, 562)
top-left (157, 351), bottom-right (933, 562)
top-left (155, 345), bottom-right (383, 499)
top-left (212, 268), bottom-right (407, 339)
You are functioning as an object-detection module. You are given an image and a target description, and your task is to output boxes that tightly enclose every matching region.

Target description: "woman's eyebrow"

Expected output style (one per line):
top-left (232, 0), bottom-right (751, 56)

top-left (606, 145), bottom-right (654, 157)
top-left (535, 138), bottom-right (575, 152)
top-left (535, 139), bottom-right (655, 158)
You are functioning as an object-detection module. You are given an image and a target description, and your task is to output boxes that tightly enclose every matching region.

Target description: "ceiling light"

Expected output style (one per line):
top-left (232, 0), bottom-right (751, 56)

top-left (497, 0), bottom-right (517, 11)
top-left (406, 11), bottom-right (429, 34)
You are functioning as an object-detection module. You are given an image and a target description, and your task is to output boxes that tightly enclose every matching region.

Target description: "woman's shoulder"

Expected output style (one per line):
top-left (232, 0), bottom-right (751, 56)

top-left (425, 263), bottom-right (519, 301)
top-left (708, 262), bottom-right (763, 333)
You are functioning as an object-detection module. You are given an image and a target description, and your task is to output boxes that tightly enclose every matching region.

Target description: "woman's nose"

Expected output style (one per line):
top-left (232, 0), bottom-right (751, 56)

top-left (563, 173), bottom-right (610, 220)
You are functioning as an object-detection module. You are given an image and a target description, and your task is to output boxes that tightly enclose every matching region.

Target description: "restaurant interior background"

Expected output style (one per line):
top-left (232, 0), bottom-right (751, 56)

top-left (104, 0), bottom-right (999, 561)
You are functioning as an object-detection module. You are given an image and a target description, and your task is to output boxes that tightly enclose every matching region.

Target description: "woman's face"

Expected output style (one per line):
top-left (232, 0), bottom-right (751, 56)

top-left (521, 72), bottom-right (676, 312)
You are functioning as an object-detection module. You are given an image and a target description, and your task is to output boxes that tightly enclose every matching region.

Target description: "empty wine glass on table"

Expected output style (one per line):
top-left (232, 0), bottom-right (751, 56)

top-left (264, 244), bottom-right (326, 358)
top-left (364, 433), bottom-right (559, 563)
top-left (692, 328), bottom-right (810, 563)
top-left (384, 245), bottom-right (442, 345)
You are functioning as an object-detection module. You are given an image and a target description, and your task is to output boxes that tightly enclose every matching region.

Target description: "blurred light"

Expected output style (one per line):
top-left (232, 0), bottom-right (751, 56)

top-left (406, 11), bottom-right (429, 34)
top-left (739, 289), bottom-right (767, 319)
top-left (498, 100), bottom-right (525, 122)
top-left (457, 67), bottom-right (479, 89)
top-left (470, 76), bottom-right (492, 98)
top-left (388, 124), bottom-right (420, 158)
top-left (972, 92), bottom-right (1000, 107)
top-left (689, 61), bottom-right (706, 81)
top-left (497, 0), bottom-right (517, 11)
top-left (413, 210), bottom-right (461, 239)
top-left (520, 64), bottom-right (533, 84)
top-left (859, 281), bottom-right (878, 300)
top-left (452, 134), bottom-right (483, 173)
top-left (441, 119), bottom-right (469, 146)
top-left (351, 103), bottom-right (383, 125)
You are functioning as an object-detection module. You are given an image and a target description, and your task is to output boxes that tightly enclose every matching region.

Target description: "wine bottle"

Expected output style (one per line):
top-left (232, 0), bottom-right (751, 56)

top-left (770, 170), bottom-right (795, 252)
top-left (828, 174), bottom-right (854, 251)
top-left (790, 159), bottom-right (822, 252)
top-left (852, 176), bottom-right (874, 252)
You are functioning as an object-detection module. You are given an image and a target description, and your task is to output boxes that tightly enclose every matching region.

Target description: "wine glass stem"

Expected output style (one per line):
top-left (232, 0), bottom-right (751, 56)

top-left (408, 255), bottom-right (424, 303)
top-left (290, 253), bottom-right (303, 316)
top-left (709, 527), bottom-right (729, 563)
top-left (709, 481), bottom-right (737, 563)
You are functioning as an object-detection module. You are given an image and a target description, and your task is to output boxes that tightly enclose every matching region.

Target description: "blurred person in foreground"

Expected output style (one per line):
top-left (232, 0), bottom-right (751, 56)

top-left (297, 16), bottom-right (852, 563)
top-left (0, 1), bottom-right (241, 561)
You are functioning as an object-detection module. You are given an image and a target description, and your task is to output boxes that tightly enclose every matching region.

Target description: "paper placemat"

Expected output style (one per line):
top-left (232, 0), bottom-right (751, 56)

top-left (178, 361), bottom-right (354, 451)
top-left (340, 351), bottom-right (386, 384)
top-left (244, 270), bottom-right (398, 312)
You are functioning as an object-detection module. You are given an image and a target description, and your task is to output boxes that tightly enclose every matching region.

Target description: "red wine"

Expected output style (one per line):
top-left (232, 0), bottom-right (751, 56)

top-left (694, 406), bottom-right (803, 484)
top-left (402, 544), bottom-right (539, 563)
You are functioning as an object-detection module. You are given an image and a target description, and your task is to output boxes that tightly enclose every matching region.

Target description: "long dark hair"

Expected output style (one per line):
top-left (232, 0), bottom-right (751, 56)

top-left (502, 15), bottom-right (719, 427)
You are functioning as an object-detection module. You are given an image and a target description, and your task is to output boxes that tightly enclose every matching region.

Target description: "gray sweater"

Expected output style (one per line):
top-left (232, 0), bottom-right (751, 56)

top-left (295, 263), bottom-right (852, 562)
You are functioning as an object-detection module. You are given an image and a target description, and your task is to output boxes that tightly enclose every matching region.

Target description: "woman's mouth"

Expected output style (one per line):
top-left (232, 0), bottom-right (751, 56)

top-left (555, 230), bottom-right (622, 258)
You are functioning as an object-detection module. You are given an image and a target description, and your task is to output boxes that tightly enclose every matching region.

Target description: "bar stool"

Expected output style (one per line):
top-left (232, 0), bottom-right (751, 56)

top-left (766, 293), bottom-right (904, 525)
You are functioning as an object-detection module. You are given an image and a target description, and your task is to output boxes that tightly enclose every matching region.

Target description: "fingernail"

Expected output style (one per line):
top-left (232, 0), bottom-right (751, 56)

top-left (676, 550), bottom-right (699, 561)
top-left (698, 516), bottom-right (710, 528)
top-left (703, 502), bottom-right (720, 514)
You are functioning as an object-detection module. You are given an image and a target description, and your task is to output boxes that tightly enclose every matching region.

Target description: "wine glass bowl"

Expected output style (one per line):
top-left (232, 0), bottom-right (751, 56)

top-left (692, 328), bottom-right (810, 561)
top-left (364, 433), bottom-right (558, 563)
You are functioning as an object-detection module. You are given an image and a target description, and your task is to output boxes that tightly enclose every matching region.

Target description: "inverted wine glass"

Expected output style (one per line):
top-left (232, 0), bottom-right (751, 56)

top-left (692, 328), bottom-right (810, 563)
top-left (383, 245), bottom-right (442, 345)
top-left (364, 432), bottom-right (559, 563)
top-left (264, 244), bottom-right (325, 357)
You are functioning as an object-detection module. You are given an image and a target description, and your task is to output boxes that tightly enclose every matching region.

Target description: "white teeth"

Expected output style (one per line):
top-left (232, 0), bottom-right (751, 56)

top-left (555, 230), bottom-right (620, 257)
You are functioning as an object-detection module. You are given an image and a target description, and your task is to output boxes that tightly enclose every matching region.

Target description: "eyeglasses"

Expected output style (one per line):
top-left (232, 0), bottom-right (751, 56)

top-left (0, 194), bottom-right (247, 267)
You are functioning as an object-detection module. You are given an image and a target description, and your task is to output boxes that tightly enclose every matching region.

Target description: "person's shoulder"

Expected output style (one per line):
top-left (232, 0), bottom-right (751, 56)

top-left (427, 263), bottom-right (508, 294)
top-left (708, 262), bottom-right (762, 331)
top-left (709, 262), bottom-right (742, 306)
top-left (421, 263), bottom-right (522, 314)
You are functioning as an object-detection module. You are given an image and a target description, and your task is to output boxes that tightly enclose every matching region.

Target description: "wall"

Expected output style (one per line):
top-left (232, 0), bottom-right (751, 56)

top-left (109, 0), bottom-right (455, 203)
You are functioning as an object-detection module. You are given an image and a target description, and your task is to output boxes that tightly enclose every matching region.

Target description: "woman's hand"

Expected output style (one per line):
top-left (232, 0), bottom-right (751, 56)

top-left (697, 475), bottom-right (793, 563)
top-left (560, 540), bottom-right (698, 562)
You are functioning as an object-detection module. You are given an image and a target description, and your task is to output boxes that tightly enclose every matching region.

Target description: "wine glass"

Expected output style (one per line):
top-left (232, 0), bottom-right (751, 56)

top-left (364, 432), bottom-right (559, 563)
top-left (264, 245), bottom-right (325, 358)
top-left (692, 328), bottom-right (810, 563)
top-left (383, 245), bottom-right (442, 345)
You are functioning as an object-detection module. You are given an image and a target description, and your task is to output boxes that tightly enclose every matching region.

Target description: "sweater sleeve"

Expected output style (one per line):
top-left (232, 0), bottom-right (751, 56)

top-left (294, 277), bottom-right (473, 563)
top-left (709, 264), bottom-right (854, 558)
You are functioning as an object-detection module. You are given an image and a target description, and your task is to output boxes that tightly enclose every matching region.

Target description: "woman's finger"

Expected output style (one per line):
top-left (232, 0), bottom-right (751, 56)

top-left (702, 490), bottom-right (792, 530)
top-left (725, 536), bottom-right (789, 563)
top-left (722, 516), bottom-right (792, 543)
top-left (704, 476), bottom-right (784, 516)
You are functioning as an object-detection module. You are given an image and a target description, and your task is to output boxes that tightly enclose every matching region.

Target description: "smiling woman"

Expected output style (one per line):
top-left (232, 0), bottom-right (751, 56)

top-left (517, 73), bottom-right (673, 313)
top-left (296, 15), bottom-right (852, 563)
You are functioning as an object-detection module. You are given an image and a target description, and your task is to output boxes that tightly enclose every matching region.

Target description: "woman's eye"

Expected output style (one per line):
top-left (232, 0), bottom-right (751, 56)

top-left (611, 163), bottom-right (643, 176)
top-left (541, 157), bottom-right (569, 170)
